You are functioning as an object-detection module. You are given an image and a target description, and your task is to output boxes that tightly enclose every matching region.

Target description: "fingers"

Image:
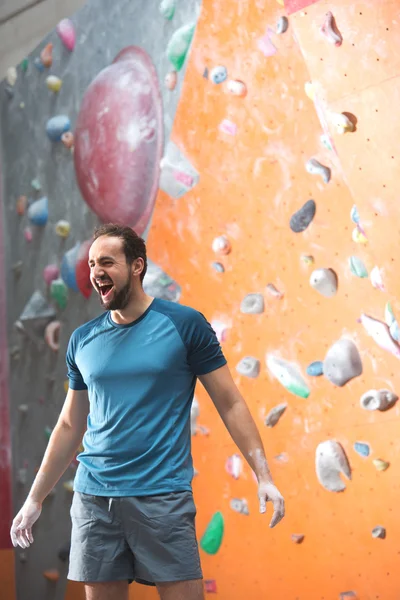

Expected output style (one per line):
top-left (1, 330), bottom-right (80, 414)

top-left (269, 498), bottom-right (285, 528)
top-left (259, 496), bottom-right (267, 514)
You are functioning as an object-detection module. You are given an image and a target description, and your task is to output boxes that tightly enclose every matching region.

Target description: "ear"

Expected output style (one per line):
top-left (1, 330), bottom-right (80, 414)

top-left (132, 257), bottom-right (145, 278)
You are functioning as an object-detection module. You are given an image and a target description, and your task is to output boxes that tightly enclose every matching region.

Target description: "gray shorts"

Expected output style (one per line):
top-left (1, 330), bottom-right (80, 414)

top-left (67, 490), bottom-right (202, 586)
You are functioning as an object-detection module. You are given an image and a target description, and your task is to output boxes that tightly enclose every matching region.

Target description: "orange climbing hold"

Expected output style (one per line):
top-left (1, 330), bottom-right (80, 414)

top-left (16, 195), bottom-right (27, 216)
top-left (43, 569), bottom-right (60, 582)
top-left (40, 43), bottom-right (53, 68)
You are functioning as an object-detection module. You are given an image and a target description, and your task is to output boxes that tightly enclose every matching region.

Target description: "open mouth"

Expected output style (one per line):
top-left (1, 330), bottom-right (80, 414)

top-left (97, 282), bottom-right (114, 301)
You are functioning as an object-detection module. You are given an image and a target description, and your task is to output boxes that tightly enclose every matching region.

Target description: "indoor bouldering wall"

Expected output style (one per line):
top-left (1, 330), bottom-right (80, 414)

top-left (144, 1), bottom-right (400, 600)
top-left (0, 1), bottom-right (200, 599)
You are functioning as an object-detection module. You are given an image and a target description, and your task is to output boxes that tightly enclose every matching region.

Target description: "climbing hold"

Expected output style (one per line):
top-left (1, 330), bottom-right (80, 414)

top-left (350, 205), bottom-right (360, 225)
top-left (373, 459), bottom-right (390, 472)
top-left (43, 264), bottom-right (60, 286)
top-left (212, 262), bottom-right (225, 273)
top-left (320, 134), bottom-right (334, 151)
top-left (321, 11), bottom-right (343, 47)
top-left (159, 0), bottom-right (176, 19)
top-left (306, 158), bottom-right (331, 183)
top-left (21, 58), bottom-right (29, 72)
top-left (339, 593), bottom-right (357, 600)
top-left (58, 543), bottom-right (71, 562)
top-left (360, 313), bottom-right (400, 359)
top-left (276, 16), bottom-right (289, 34)
top-left (18, 290), bottom-right (56, 338)
top-left (370, 266), bottom-right (385, 291)
top-left (309, 268), bottom-right (338, 298)
top-left (349, 256), bottom-right (368, 278)
top-left (50, 278), bottom-right (68, 310)
top-left (46, 75), bottom-right (63, 92)
top-left (330, 112), bottom-right (355, 134)
top-left (55, 220), bottom-right (71, 238)
top-left (143, 259), bottom-right (181, 303)
top-left (43, 569), bottom-right (60, 582)
top-left (46, 115), bottom-right (71, 142)
top-left (12, 261), bottom-right (23, 278)
top-left (34, 57), bottom-right (45, 72)
top-left (18, 405), bottom-right (29, 414)
top-left (210, 66), bottom-right (228, 85)
top-left (63, 380), bottom-right (69, 393)
top-left (63, 480), bottom-right (74, 492)
top-left (203, 67), bottom-right (209, 78)
top-left (354, 442), bottom-right (370, 458)
top-left (211, 320), bottom-right (229, 343)
top-left (289, 199), bottom-right (316, 233)
top-left (6, 67), bottom-right (17, 86)
top-left (44, 426), bottom-right (53, 440)
top-left (372, 526), bottom-right (386, 540)
top-left (166, 23), bottom-right (196, 71)
top-left (352, 226), bottom-right (368, 244)
top-left (225, 454), bottom-right (242, 479)
top-left (265, 403), bottom-right (287, 427)
top-left (315, 440), bottom-right (351, 492)
top-left (27, 196), bottom-right (48, 226)
top-left (212, 235), bottom-right (231, 255)
top-left (40, 43), bottom-right (53, 68)
top-left (324, 338), bottom-right (362, 387)
top-left (258, 28), bottom-right (277, 57)
top-left (165, 71), bottom-right (177, 90)
top-left (24, 228), bottom-right (33, 242)
top-left (240, 293), bottom-right (265, 314)
top-left (291, 534), bottom-right (304, 544)
top-left (301, 254), bottom-right (314, 266)
top-left (219, 119), bottom-right (237, 135)
top-left (204, 581), bottom-right (217, 594)
top-left (17, 467), bottom-right (28, 485)
top-left (266, 355), bottom-right (310, 398)
top-left (276, 0), bottom-right (284, 4)
top-left (200, 512), bottom-right (224, 555)
top-left (230, 498), bottom-right (249, 516)
top-left (44, 321), bottom-right (61, 352)
top-left (226, 80), bottom-right (247, 97)
top-left (360, 389), bottom-right (398, 411)
top-left (306, 361), bottom-right (324, 377)
top-left (266, 283), bottom-right (283, 298)
top-left (31, 178), bottom-right (41, 192)
top-left (56, 19), bottom-right (76, 51)
top-left (61, 131), bottom-right (74, 149)
top-left (236, 357), bottom-right (260, 378)
top-left (385, 302), bottom-right (400, 342)
top-left (304, 81), bottom-right (316, 102)
top-left (159, 141), bottom-right (199, 199)
top-left (16, 195), bottom-right (27, 216)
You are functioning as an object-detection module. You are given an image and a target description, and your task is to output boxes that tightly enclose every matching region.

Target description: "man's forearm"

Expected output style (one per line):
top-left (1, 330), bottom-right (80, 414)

top-left (28, 423), bottom-right (84, 504)
top-left (218, 398), bottom-right (273, 482)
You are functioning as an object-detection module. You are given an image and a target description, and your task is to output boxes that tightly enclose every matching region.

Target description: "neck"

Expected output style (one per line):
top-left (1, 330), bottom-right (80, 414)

top-left (110, 289), bottom-right (154, 325)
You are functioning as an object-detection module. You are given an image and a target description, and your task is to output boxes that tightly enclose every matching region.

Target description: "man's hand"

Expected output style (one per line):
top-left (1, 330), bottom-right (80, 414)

top-left (10, 498), bottom-right (42, 548)
top-left (258, 479), bottom-right (285, 528)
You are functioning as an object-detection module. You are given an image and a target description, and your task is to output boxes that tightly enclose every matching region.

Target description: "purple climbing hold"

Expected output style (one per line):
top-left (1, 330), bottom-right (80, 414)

top-left (290, 199), bottom-right (316, 233)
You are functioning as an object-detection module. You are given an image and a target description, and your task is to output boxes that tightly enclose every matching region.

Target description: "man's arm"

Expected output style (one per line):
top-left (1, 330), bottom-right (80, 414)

top-left (10, 388), bottom-right (89, 548)
top-left (198, 364), bottom-right (285, 527)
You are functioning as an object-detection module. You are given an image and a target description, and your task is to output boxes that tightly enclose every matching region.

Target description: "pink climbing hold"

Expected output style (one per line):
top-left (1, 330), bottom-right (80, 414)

top-left (258, 28), bottom-right (277, 57)
top-left (43, 264), bottom-right (60, 286)
top-left (321, 12), bottom-right (343, 47)
top-left (360, 313), bottom-right (400, 359)
top-left (56, 19), bottom-right (76, 51)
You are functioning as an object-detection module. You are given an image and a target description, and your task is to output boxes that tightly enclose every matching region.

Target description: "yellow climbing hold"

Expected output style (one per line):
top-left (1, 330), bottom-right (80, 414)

top-left (55, 220), bottom-right (71, 238)
top-left (373, 459), bottom-right (390, 472)
top-left (63, 380), bottom-right (69, 393)
top-left (352, 227), bottom-right (368, 244)
top-left (276, 0), bottom-right (284, 4)
top-left (331, 112), bottom-right (355, 134)
top-left (46, 75), bottom-right (63, 93)
top-left (63, 480), bottom-right (74, 492)
top-left (301, 254), bottom-right (314, 266)
top-left (304, 81), bottom-right (316, 102)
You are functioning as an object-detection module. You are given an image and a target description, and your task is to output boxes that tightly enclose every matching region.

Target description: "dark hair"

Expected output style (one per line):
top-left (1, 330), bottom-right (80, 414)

top-left (93, 223), bottom-right (147, 282)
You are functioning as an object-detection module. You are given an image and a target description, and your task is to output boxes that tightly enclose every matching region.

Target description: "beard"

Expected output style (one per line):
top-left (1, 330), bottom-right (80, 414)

top-left (99, 277), bottom-right (132, 311)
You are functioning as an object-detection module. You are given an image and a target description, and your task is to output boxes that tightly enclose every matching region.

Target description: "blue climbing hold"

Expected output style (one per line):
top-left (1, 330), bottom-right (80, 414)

top-left (27, 196), bottom-right (48, 226)
top-left (306, 361), bottom-right (324, 376)
top-left (34, 57), bottom-right (45, 72)
top-left (46, 115), bottom-right (71, 142)
top-left (61, 244), bottom-right (80, 292)
top-left (354, 442), bottom-right (370, 457)
top-left (210, 66), bottom-right (227, 84)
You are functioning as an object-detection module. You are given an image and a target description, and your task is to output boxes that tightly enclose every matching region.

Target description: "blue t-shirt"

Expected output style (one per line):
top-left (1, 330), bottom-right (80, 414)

top-left (66, 298), bottom-right (227, 496)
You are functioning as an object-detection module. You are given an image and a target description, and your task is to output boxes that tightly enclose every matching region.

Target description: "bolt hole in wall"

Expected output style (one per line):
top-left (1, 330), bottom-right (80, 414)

top-left (1, 0), bottom-right (400, 599)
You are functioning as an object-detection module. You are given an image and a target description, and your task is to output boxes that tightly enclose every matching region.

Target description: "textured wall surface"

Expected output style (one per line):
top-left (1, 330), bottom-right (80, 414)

top-left (2, 0), bottom-right (400, 600)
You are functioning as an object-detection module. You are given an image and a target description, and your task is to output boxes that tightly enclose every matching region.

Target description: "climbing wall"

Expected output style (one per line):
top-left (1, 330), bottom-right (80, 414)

top-left (0, 1), bottom-right (200, 599)
top-left (144, 1), bottom-right (400, 599)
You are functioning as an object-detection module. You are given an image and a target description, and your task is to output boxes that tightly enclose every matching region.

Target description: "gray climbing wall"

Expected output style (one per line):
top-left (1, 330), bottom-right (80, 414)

top-left (0, 1), bottom-right (200, 598)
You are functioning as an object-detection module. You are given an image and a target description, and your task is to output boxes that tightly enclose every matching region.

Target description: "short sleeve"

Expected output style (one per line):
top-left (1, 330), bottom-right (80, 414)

top-left (186, 311), bottom-right (227, 376)
top-left (66, 332), bottom-right (88, 391)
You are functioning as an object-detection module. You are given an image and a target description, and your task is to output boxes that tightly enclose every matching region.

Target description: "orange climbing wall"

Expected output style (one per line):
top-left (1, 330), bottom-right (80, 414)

top-left (141, 1), bottom-right (400, 599)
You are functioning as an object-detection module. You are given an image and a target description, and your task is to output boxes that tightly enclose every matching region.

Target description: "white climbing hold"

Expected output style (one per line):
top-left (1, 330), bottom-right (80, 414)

top-left (236, 357), bottom-right (260, 378)
top-left (306, 158), bottom-right (331, 183)
top-left (266, 355), bottom-right (310, 398)
top-left (330, 112), bottom-right (354, 134)
top-left (372, 526), bottom-right (386, 539)
top-left (360, 313), bottom-right (400, 359)
top-left (360, 389), bottom-right (398, 412)
top-left (240, 293), bottom-right (265, 314)
top-left (370, 266), bottom-right (385, 291)
top-left (6, 67), bottom-right (17, 87)
top-left (309, 268), bottom-right (338, 298)
top-left (324, 339), bottom-right (363, 387)
top-left (315, 440), bottom-right (351, 492)
top-left (265, 403), bottom-right (287, 427)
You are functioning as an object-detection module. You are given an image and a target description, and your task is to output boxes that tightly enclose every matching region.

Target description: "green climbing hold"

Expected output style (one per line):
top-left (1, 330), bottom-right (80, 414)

top-left (266, 355), bottom-right (310, 398)
top-left (21, 58), bottom-right (29, 73)
top-left (349, 256), bottom-right (368, 278)
top-left (50, 278), bottom-right (68, 310)
top-left (159, 0), bottom-right (176, 19)
top-left (44, 426), bottom-right (53, 440)
top-left (200, 511), bottom-right (224, 555)
top-left (166, 23), bottom-right (196, 71)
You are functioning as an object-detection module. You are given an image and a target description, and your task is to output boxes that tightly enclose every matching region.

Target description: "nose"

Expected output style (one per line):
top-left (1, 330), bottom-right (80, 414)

top-left (92, 265), bottom-right (105, 279)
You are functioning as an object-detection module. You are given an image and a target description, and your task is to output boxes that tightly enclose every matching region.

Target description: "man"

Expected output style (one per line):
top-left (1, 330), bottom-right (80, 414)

top-left (10, 223), bottom-right (285, 600)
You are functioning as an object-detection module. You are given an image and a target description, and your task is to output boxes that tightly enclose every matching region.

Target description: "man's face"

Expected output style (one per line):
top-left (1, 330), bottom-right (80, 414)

top-left (88, 236), bottom-right (133, 311)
